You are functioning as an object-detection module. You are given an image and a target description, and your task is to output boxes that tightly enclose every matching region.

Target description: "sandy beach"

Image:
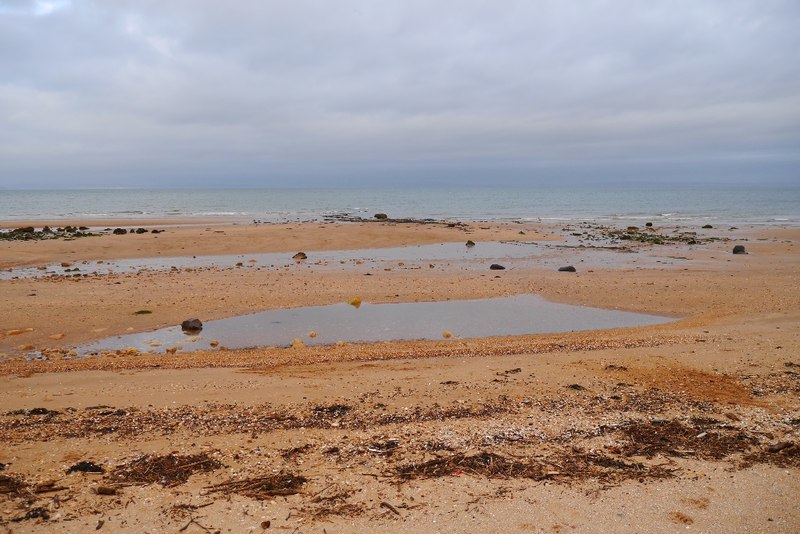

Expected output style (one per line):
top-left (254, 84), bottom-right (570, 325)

top-left (1, 219), bottom-right (798, 533)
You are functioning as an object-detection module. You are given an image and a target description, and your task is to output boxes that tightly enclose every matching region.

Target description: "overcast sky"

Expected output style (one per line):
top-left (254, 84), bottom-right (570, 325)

top-left (0, 0), bottom-right (798, 188)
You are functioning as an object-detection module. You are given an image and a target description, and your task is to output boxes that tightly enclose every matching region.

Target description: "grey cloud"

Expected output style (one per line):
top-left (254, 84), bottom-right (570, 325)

top-left (0, 0), bottom-right (798, 188)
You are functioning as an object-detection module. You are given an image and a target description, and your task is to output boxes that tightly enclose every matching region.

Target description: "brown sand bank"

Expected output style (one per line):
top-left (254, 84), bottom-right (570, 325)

top-left (0, 221), bottom-right (798, 532)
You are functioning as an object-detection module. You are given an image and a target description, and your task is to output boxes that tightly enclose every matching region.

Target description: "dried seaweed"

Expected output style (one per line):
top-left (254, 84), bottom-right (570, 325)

top-left (67, 460), bottom-right (104, 474)
top-left (206, 472), bottom-right (307, 499)
top-left (395, 452), bottom-right (547, 480)
top-left (302, 488), bottom-right (362, 519)
top-left (313, 404), bottom-right (351, 418)
top-left (0, 473), bottom-right (32, 499)
top-left (281, 444), bottom-right (313, 459)
top-left (393, 450), bottom-right (675, 484)
top-left (741, 442), bottom-right (800, 469)
top-left (109, 452), bottom-right (222, 487)
top-left (616, 420), bottom-right (756, 459)
top-left (11, 507), bottom-right (49, 522)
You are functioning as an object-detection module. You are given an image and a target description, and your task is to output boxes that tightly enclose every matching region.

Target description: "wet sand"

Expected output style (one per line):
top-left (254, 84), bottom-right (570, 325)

top-left (1, 219), bottom-right (798, 533)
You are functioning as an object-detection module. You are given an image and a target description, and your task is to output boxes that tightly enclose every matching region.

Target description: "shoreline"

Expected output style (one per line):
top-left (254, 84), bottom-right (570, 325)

top-left (0, 219), bottom-right (795, 356)
top-left (3, 214), bottom-right (800, 230)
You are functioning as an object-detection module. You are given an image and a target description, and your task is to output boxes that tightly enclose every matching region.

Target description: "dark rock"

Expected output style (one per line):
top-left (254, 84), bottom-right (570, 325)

top-left (566, 383), bottom-right (585, 390)
top-left (374, 213), bottom-right (388, 220)
top-left (67, 461), bottom-right (104, 474)
top-left (64, 226), bottom-right (76, 233)
top-left (558, 265), bottom-right (577, 272)
top-left (702, 224), bottom-right (713, 229)
top-left (732, 245), bottom-right (747, 254)
top-left (13, 226), bottom-right (35, 234)
top-left (292, 252), bottom-right (307, 260)
top-left (465, 240), bottom-right (476, 248)
top-left (489, 264), bottom-right (505, 270)
top-left (645, 222), bottom-right (653, 227)
top-left (112, 228), bottom-right (127, 235)
top-left (42, 226), bottom-right (53, 233)
top-left (79, 226), bottom-right (89, 230)
top-left (181, 318), bottom-right (203, 332)
top-left (135, 228), bottom-right (147, 234)
top-left (151, 229), bottom-right (162, 234)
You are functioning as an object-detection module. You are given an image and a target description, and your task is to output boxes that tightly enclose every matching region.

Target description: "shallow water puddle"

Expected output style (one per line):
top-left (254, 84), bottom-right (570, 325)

top-left (77, 295), bottom-right (672, 355)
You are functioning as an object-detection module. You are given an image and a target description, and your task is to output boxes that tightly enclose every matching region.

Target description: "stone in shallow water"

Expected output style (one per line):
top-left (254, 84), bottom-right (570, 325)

top-left (489, 264), bottom-right (505, 270)
top-left (558, 265), bottom-right (577, 272)
top-left (181, 319), bottom-right (203, 332)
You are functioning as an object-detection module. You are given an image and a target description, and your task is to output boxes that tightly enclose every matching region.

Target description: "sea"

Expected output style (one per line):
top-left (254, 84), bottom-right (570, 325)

top-left (0, 186), bottom-right (798, 226)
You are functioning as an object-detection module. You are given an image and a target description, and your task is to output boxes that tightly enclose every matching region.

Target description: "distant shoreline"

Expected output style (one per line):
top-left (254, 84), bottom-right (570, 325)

top-left (1, 186), bottom-right (798, 227)
top-left (0, 216), bottom-right (248, 230)
top-left (2, 215), bottom-right (799, 230)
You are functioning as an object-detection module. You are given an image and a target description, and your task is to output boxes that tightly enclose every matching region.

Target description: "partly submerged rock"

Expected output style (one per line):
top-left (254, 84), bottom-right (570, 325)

top-left (181, 318), bottom-right (203, 332)
top-left (465, 240), bottom-right (476, 248)
top-left (732, 245), bottom-right (747, 255)
top-left (374, 213), bottom-right (388, 220)
top-left (558, 265), bottom-right (577, 272)
top-left (292, 252), bottom-right (308, 260)
top-left (489, 264), bottom-right (506, 270)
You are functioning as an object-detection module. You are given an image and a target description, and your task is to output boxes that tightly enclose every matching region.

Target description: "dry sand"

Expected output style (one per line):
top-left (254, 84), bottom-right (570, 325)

top-left (0, 219), bottom-right (798, 533)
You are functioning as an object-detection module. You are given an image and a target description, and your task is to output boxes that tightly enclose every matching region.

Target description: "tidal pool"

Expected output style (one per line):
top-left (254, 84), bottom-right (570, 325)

top-left (2, 241), bottom-right (545, 280)
top-left (77, 294), bottom-right (672, 355)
